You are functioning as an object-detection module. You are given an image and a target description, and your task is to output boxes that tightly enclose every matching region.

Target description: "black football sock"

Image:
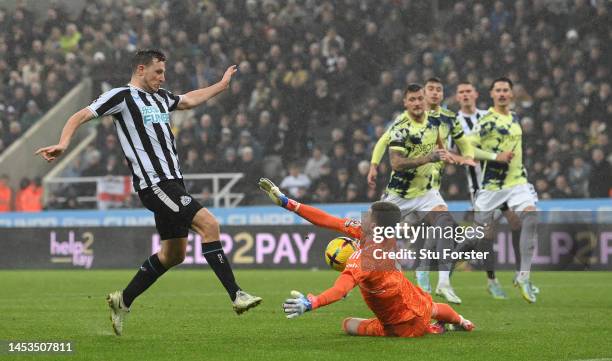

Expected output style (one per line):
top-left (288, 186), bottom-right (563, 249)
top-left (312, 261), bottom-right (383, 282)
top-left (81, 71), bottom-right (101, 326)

top-left (512, 229), bottom-right (522, 272)
top-left (202, 241), bottom-right (241, 302)
top-left (122, 253), bottom-right (167, 308)
top-left (483, 236), bottom-right (496, 280)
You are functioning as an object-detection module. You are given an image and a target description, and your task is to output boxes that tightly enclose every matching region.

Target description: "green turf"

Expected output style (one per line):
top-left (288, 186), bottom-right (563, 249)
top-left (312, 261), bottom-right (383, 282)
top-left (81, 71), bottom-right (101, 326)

top-left (1, 270), bottom-right (611, 361)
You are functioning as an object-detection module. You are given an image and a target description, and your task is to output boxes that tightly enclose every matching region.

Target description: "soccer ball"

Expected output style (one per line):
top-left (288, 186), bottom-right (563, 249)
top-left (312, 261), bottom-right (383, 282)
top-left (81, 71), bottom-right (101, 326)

top-left (325, 237), bottom-right (358, 272)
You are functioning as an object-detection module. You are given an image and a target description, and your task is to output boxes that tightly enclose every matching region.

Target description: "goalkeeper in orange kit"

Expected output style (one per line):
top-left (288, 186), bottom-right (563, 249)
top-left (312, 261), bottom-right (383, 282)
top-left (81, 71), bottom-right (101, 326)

top-left (259, 178), bottom-right (474, 337)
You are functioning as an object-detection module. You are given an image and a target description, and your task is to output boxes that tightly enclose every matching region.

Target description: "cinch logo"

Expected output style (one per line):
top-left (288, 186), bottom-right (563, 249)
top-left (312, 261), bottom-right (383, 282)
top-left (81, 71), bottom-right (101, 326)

top-left (49, 231), bottom-right (95, 269)
top-left (141, 106), bottom-right (170, 124)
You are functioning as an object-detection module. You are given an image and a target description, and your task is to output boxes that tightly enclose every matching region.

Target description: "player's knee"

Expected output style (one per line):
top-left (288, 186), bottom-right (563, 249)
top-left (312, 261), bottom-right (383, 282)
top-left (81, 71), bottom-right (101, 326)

top-left (193, 208), bottom-right (220, 241)
top-left (518, 208), bottom-right (537, 221)
top-left (522, 205), bottom-right (537, 212)
top-left (430, 204), bottom-right (448, 212)
top-left (519, 209), bottom-right (537, 231)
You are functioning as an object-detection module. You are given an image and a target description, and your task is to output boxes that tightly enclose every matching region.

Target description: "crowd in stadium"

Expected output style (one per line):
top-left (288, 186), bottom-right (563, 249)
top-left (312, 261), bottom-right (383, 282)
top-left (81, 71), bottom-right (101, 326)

top-left (0, 0), bottom-right (610, 210)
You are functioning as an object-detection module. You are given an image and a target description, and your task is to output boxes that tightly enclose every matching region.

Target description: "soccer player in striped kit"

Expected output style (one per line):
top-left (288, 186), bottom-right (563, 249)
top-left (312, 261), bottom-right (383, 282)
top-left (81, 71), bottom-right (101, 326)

top-left (36, 49), bottom-right (262, 335)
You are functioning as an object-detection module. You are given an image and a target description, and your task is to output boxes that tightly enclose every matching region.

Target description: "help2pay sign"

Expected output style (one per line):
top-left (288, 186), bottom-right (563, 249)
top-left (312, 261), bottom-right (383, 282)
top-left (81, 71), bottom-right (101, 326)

top-left (49, 231), bottom-right (95, 268)
top-left (151, 227), bottom-right (324, 267)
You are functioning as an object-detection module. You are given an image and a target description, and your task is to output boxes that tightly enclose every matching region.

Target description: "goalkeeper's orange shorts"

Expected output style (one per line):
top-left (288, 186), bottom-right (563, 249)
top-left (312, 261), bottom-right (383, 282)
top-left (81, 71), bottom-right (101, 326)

top-left (344, 315), bottom-right (430, 337)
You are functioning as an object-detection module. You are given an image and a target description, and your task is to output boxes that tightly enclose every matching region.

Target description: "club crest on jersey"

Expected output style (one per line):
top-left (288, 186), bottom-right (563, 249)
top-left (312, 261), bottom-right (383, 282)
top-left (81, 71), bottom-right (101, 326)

top-left (180, 196), bottom-right (192, 206)
top-left (141, 106), bottom-right (170, 124)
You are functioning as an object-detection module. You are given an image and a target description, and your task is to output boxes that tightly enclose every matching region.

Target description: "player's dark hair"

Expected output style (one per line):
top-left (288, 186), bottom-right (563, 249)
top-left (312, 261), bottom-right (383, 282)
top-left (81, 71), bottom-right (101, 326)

top-left (457, 80), bottom-right (473, 87)
top-left (490, 76), bottom-right (513, 90)
top-left (404, 83), bottom-right (423, 96)
top-left (425, 77), bottom-right (443, 85)
top-left (370, 201), bottom-right (401, 229)
top-left (131, 49), bottom-right (166, 72)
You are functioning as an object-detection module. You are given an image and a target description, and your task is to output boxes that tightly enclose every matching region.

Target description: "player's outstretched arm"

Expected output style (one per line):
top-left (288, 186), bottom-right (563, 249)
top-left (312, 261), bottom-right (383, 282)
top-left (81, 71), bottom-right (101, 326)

top-left (283, 272), bottom-right (356, 319)
top-left (368, 131), bottom-right (392, 187)
top-left (473, 148), bottom-right (513, 163)
top-left (453, 136), bottom-right (477, 165)
top-left (35, 108), bottom-right (95, 162)
top-left (258, 178), bottom-right (361, 238)
top-left (177, 65), bottom-right (237, 110)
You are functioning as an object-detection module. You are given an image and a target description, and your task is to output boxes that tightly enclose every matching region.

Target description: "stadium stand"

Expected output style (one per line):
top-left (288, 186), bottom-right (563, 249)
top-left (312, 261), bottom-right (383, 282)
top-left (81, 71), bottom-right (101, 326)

top-left (0, 0), bottom-right (610, 210)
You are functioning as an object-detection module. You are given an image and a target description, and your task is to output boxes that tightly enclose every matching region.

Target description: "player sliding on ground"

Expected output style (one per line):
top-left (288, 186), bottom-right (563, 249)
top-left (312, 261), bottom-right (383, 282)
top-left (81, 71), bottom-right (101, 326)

top-left (259, 178), bottom-right (474, 337)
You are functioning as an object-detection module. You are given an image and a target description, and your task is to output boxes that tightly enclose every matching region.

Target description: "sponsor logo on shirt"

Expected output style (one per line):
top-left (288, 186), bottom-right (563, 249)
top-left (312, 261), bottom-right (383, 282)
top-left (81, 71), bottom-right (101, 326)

top-left (141, 106), bottom-right (170, 124)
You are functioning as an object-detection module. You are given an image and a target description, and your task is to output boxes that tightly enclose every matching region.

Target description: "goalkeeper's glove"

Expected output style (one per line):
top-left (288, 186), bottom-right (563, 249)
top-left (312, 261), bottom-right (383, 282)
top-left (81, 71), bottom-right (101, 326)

top-left (282, 290), bottom-right (313, 319)
top-left (258, 178), bottom-right (301, 211)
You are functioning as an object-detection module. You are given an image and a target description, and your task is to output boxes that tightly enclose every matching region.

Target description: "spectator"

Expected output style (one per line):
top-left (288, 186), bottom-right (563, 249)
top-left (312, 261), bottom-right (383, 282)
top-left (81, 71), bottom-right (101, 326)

top-left (345, 183), bottom-right (360, 203)
top-left (0, 174), bottom-right (12, 212)
top-left (82, 149), bottom-right (105, 177)
top-left (201, 148), bottom-right (220, 173)
top-left (550, 175), bottom-right (574, 199)
top-left (182, 147), bottom-right (204, 174)
top-left (567, 156), bottom-right (591, 197)
top-left (199, 187), bottom-right (214, 208)
top-left (304, 146), bottom-right (329, 181)
top-left (329, 142), bottom-right (349, 171)
top-left (1, 1), bottom-right (607, 206)
top-left (59, 23), bottom-right (81, 53)
top-left (237, 130), bottom-right (262, 159)
top-left (15, 178), bottom-right (43, 212)
top-left (535, 178), bottom-right (551, 200)
top-left (20, 100), bottom-right (42, 130)
top-left (237, 146), bottom-right (262, 203)
top-left (311, 181), bottom-right (333, 203)
top-left (4, 121), bottom-right (22, 148)
top-left (280, 163), bottom-right (311, 198)
top-left (334, 168), bottom-right (351, 202)
top-left (589, 148), bottom-right (612, 198)
top-left (223, 147), bottom-right (239, 172)
top-left (253, 110), bottom-right (277, 155)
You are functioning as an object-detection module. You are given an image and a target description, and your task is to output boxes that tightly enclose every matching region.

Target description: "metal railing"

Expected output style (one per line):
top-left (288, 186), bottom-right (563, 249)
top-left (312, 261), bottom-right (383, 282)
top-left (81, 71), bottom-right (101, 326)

top-left (43, 173), bottom-right (244, 208)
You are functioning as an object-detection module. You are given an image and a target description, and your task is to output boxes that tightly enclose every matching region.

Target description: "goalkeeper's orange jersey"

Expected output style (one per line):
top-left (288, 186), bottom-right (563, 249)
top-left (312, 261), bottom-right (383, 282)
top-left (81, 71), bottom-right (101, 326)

top-left (296, 204), bottom-right (433, 326)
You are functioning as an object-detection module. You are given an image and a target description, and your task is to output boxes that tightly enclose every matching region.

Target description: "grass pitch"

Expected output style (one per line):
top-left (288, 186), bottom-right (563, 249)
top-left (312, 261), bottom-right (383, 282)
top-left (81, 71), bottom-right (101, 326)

top-left (1, 270), bottom-right (611, 361)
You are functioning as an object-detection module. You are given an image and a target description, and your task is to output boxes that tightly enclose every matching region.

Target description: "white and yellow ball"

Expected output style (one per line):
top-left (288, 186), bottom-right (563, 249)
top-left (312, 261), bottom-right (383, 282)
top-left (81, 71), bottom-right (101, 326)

top-left (324, 237), bottom-right (358, 271)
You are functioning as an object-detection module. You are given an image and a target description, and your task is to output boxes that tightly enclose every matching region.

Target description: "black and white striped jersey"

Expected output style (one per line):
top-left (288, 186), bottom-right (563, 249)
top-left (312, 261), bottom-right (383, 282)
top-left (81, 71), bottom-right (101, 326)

top-left (457, 109), bottom-right (488, 200)
top-left (87, 84), bottom-right (183, 191)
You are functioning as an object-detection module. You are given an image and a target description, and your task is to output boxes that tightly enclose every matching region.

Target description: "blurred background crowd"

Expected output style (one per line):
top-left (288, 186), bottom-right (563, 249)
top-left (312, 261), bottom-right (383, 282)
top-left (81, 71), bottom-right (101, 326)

top-left (0, 0), bottom-right (610, 210)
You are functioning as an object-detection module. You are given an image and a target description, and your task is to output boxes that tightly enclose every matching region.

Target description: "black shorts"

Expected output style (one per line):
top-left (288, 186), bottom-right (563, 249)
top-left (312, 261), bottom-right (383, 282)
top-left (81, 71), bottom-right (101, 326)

top-left (138, 179), bottom-right (203, 239)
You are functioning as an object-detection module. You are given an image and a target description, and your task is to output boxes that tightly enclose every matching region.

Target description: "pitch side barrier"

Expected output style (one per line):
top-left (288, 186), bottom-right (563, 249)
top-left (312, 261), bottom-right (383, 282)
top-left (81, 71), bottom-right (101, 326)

top-left (0, 199), bottom-right (611, 270)
top-left (0, 221), bottom-right (611, 270)
top-left (0, 199), bottom-right (610, 228)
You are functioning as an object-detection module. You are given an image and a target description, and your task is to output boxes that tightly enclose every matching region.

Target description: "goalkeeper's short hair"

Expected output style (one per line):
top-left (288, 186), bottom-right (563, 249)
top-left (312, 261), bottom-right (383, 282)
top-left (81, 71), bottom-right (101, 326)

top-left (370, 201), bottom-right (401, 229)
